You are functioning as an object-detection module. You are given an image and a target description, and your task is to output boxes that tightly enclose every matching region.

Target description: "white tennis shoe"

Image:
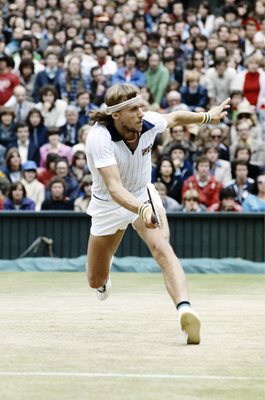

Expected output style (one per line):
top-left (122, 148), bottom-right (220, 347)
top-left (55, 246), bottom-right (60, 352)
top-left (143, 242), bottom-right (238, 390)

top-left (96, 277), bottom-right (112, 301)
top-left (179, 307), bottom-right (201, 345)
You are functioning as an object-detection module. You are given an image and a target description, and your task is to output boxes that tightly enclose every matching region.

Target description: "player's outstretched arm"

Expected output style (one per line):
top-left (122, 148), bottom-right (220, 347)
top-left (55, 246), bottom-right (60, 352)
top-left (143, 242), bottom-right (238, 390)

top-left (163, 98), bottom-right (230, 128)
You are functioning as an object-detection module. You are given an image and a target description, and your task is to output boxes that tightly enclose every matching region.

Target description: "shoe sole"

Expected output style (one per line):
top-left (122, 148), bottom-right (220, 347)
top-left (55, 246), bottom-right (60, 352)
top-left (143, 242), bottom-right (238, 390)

top-left (180, 311), bottom-right (201, 345)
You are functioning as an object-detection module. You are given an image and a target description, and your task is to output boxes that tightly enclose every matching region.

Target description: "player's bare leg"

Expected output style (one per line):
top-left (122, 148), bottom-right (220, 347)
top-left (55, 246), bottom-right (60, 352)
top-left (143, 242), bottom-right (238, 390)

top-left (86, 230), bottom-right (125, 299)
top-left (133, 217), bottom-right (201, 344)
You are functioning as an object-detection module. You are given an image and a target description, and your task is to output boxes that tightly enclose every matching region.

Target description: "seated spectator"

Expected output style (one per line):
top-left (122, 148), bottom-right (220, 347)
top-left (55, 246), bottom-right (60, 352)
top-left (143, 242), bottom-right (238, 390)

top-left (208, 126), bottom-right (230, 161)
top-left (72, 125), bottom-right (91, 154)
top-left (1, 148), bottom-right (23, 183)
top-left (74, 174), bottom-right (92, 212)
top-left (41, 177), bottom-right (74, 210)
top-left (76, 90), bottom-right (97, 126)
top-left (139, 86), bottom-right (160, 111)
top-left (39, 128), bottom-right (72, 168)
top-left (5, 85), bottom-right (35, 123)
top-left (36, 85), bottom-right (67, 128)
top-left (18, 59), bottom-right (36, 102)
top-left (0, 172), bottom-right (10, 210)
top-left (0, 107), bottom-right (16, 148)
top-left (145, 52), bottom-right (170, 105)
top-left (26, 108), bottom-right (48, 148)
top-left (70, 150), bottom-right (89, 184)
top-left (180, 189), bottom-right (206, 213)
top-left (112, 50), bottom-right (146, 88)
top-left (207, 187), bottom-right (243, 212)
top-left (37, 153), bottom-right (58, 187)
top-left (179, 70), bottom-right (208, 112)
top-left (8, 123), bottom-right (40, 165)
top-left (51, 158), bottom-right (79, 201)
top-left (162, 125), bottom-right (196, 162)
top-left (21, 161), bottom-right (45, 211)
top-left (169, 144), bottom-right (193, 181)
top-left (60, 106), bottom-right (80, 147)
top-left (0, 53), bottom-right (20, 106)
top-left (89, 66), bottom-right (108, 107)
top-left (242, 174), bottom-right (265, 212)
top-left (154, 157), bottom-right (183, 203)
top-left (182, 156), bottom-right (222, 207)
top-left (154, 181), bottom-right (181, 212)
top-left (93, 38), bottom-right (117, 78)
top-left (204, 143), bottom-right (232, 187)
top-left (3, 181), bottom-right (35, 210)
top-left (59, 56), bottom-right (90, 104)
top-left (232, 145), bottom-right (261, 180)
top-left (226, 160), bottom-right (254, 204)
top-left (33, 51), bottom-right (63, 102)
top-left (163, 90), bottom-right (189, 113)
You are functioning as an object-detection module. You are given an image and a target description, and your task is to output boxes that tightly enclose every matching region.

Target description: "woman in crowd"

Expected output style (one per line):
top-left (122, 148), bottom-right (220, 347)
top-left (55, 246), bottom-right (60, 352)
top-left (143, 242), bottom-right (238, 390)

top-left (39, 128), bottom-right (72, 168)
top-left (74, 174), bottom-right (93, 212)
top-left (26, 108), bottom-right (48, 148)
top-left (243, 173), bottom-right (265, 212)
top-left (154, 157), bottom-right (183, 204)
top-left (1, 148), bottom-right (23, 183)
top-left (36, 85), bottom-right (67, 128)
top-left (70, 150), bottom-right (89, 184)
top-left (3, 181), bottom-right (35, 210)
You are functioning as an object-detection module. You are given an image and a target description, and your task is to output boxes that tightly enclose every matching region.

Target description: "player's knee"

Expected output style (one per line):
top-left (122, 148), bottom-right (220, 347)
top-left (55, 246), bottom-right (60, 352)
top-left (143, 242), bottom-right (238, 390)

top-left (149, 238), bottom-right (170, 260)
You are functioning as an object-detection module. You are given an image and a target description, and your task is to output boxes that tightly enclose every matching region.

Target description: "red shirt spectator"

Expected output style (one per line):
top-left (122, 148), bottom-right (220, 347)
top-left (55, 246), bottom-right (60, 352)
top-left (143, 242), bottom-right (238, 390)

top-left (0, 54), bottom-right (20, 106)
top-left (182, 156), bottom-right (222, 207)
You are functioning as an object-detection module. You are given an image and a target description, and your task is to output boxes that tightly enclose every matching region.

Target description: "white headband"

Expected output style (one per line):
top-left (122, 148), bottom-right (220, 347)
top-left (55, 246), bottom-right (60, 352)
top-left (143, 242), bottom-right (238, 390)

top-left (105, 95), bottom-right (142, 115)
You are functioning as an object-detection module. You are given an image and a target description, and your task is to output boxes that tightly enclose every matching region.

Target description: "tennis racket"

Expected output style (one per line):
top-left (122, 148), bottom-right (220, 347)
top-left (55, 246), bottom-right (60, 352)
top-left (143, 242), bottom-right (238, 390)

top-left (147, 183), bottom-right (164, 229)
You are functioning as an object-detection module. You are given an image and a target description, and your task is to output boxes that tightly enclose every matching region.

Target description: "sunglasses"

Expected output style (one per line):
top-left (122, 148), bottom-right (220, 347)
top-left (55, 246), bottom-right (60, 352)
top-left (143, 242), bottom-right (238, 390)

top-left (257, 181), bottom-right (265, 184)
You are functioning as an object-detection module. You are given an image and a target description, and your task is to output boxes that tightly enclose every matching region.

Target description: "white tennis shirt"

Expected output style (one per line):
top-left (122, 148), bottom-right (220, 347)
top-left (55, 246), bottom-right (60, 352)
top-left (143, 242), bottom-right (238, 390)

top-left (86, 111), bottom-right (168, 201)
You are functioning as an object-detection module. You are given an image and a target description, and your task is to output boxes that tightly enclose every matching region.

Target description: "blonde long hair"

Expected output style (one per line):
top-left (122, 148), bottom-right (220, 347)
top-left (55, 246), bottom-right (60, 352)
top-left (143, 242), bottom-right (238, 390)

top-left (89, 84), bottom-right (140, 126)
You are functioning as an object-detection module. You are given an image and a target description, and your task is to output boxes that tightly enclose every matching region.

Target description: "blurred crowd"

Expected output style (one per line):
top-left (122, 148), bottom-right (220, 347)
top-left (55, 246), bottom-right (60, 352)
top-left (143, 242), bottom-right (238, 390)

top-left (0, 0), bottom-right (265, 213)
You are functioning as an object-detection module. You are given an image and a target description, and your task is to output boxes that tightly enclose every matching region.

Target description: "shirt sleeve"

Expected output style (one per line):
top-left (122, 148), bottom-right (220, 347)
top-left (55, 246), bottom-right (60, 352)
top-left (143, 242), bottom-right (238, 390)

top-left (144, 111), bottom-right (168, 134)
top-left (87, 127), bottom-right (117, 169)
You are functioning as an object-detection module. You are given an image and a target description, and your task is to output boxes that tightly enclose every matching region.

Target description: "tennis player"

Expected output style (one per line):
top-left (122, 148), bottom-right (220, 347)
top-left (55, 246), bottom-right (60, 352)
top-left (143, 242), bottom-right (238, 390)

top-left (85, 83), bottom-right (230, 345)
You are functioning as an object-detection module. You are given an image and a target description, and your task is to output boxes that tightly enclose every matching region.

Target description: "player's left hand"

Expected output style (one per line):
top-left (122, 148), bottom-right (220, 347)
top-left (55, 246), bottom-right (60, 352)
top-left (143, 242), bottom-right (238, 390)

top-left (208, 98), bottom-right (230, 124)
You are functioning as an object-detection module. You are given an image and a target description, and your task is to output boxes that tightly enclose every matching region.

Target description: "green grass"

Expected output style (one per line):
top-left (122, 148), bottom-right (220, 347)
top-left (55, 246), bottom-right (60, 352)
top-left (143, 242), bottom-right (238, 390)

top-left (0, 272), bottom-right (264, 400)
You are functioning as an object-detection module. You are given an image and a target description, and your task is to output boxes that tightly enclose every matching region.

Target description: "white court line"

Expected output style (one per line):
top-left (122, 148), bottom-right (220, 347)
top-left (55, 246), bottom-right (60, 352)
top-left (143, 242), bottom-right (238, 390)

top-left (0, 372), bottom-right (264, 381)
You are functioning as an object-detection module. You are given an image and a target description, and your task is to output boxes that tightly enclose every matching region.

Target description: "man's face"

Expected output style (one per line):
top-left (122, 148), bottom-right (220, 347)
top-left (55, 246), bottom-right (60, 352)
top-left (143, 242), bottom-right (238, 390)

top-left (17, 127), bottom-right (29, 142)
top-left (184, 198), bottom-right (199, 212)
top-left (237, 123), bottom-right (250, 140)
top-left (77, 93), bottom-right (90, 108)
top-left (24, 170), bottom-right (36, 183)
top-left (92, 68), bottom-right (104, 83)
top-left (115, 102), bottom-right (145, 134)
top-left (235, 165), bottom-right (248, 180)
top-left (66, 111), bottom-right (78, 125)
top-left (14, 87), bottom-right (26, 103)
top-left (237, 149), bottom-right (250, 161)
top-left (171, 149), bottom-right (184, 161)
top-left (51, 183), bottom-right (64, 199)
top-left (171, 127), bottom-right (184, 141)
top-left (197, 162), bottom-right (210, 177)
top-left (216, 62), bottom-right (226, 76)
top-left (149, 54), bottom-right (160, 70)
top-left (221, 197), bottom-right (234, 211)
top-left (55, 162), bottom-right (68, 178)
top-left (125, 56), bottom-right (136, 70)
top-left (46, 54), bottom-right (58, 69)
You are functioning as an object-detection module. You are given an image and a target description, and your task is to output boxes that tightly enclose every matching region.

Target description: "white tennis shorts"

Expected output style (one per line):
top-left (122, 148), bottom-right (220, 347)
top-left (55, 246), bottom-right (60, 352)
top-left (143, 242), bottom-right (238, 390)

top-left (87, 190), bottom-right (148, 236)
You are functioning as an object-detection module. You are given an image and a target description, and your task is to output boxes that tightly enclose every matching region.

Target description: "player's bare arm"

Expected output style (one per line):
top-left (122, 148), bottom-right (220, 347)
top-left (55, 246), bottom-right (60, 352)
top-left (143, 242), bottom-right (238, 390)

top-left (164, 97), bottom-right (231, 128)
top-left (98, 164), bottom-right (157, 229)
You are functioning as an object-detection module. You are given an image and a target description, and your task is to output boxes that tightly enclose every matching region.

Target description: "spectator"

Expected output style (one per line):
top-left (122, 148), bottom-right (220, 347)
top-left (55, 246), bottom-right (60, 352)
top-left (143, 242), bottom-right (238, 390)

top-left (8, 123), bottom-right (40, 165)
top-left (0, 106), bottom-right (16, 148)
top-left (18, 59), bottom-right (36, 102)
top-left (70, 150), bottom-right (89, 184)
top-left (3, 181), bottom-right (35, 210)
top-left (1, 147), bottom-right (23, 183)
top-left (59, 55), bottom-right (90, 104)
top-left (169, 144), bottom-right (193, 181)
top-left (182, 156), bottom-right (222, 207)
top-left (37, 152), bottom-right (57, 187)
top-left (89, 66), bottom-right (108, 107)
top-left (162, 125), bottom-right (196, 162)
top-left (26, 108), bottom-right (48, 148)
top-left (21, 160), bottom-right (45, 211)
top-left (180, 70), bottom-right (208, 112)
top-left (72, 125), bottom-right (91, 154)
top-left (207, 187), bottom-right (243, 212)
top-left (232, 145), bottom-right (261, 180)
top-left (145, 52), bottom-right (170, 105)
top-left (93, 38), bottom-right (117, 78)
top-left (163, 90), bottom-right (189, 113)
top-left (5, 84), bottom-right (35, 123)
top-left (208, 126), bottom-right (230, 161)
top-left (60, 106), bottom-right (80, 147)
top-left (242, 173), bottom-right (265, 212)
top-left (76, 90), bottom-right (97, 126)
top-left (33, 51), bottom-right (63, 102)
top-left (226, 160), bottom-right (254, 204)
top-left (52, 157), bottom-right (79, 201)
top-left (154, 157), bottom-right (183, 203)
top-left (39, 128), bottom-right (72, 168)
top-left (41, 176), bottom-right (74, 210)
top-left (181, 189), bottom-right (206, 213)
top-left (204, 143), bottom-right (232, 187)
top-left (36, 85), bottom-right (67, 128)
top-left (154, 181), bottom-right (181, 212)
top-left (74, 174), bottom-right (92, 212)
top-left (112, 50), bottom-right (146, 88)
top-left (205, 58), bottom-right (237, 106)
top-left (0, 53), bottom-right (20, 106)
top-left (0, 172), bottom-right (10, 209)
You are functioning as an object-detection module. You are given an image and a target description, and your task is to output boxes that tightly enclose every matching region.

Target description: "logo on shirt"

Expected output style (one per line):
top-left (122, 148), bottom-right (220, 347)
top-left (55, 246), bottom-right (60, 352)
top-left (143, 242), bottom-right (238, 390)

top-left (142, 144), bottom-right (152, 156)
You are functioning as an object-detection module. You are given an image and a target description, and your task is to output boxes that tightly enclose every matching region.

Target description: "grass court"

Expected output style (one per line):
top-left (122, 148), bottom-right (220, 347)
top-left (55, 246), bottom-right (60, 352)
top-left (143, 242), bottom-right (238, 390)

top-left (0, 272), bottom-right (264, 400)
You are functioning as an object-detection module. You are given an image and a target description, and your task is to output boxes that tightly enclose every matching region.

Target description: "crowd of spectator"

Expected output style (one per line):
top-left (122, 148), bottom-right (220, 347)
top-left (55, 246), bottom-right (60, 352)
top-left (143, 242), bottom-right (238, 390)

top-left (0, 0), bottom-right (265, 213)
